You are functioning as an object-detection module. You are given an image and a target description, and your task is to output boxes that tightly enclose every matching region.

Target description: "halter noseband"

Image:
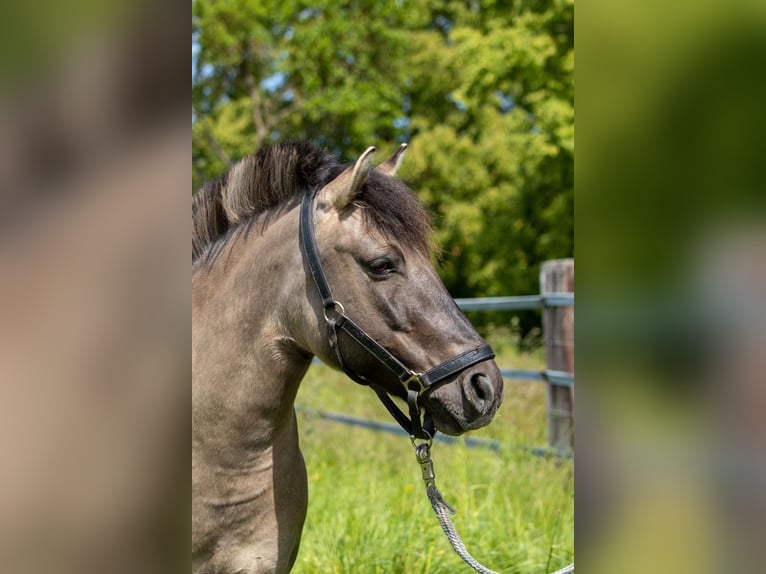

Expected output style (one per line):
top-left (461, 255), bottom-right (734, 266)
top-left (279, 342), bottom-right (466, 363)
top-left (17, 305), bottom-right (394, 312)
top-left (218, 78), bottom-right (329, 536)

top-left (299, 190), bottom-right (495, 440)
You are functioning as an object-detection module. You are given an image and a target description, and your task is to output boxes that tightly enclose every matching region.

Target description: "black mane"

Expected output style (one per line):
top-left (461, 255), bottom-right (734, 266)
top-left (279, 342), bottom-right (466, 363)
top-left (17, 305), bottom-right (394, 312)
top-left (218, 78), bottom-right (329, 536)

top-left (192, 141), bottom-right (431, 264)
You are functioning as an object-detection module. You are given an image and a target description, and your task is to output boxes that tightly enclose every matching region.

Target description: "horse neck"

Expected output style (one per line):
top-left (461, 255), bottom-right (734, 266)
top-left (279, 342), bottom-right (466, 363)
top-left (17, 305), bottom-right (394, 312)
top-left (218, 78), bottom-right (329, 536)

top-left (192, 207), bottom-right (312, 466)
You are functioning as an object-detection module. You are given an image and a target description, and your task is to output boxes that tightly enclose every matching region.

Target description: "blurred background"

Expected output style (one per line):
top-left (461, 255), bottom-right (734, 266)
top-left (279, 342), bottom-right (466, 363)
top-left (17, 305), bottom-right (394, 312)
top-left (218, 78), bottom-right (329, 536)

top-left (0, 1), bottom-right (188, 573)
top-left (0, 0), bottom-right (764, 572)
top-left (578, 0), bottom-right (766, 573)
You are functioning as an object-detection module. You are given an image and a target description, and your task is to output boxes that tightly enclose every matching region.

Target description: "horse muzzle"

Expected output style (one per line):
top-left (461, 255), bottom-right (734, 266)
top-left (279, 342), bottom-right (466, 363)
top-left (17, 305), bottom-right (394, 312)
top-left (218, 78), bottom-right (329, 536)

top-left (423, 360), bottom-right (504, 436)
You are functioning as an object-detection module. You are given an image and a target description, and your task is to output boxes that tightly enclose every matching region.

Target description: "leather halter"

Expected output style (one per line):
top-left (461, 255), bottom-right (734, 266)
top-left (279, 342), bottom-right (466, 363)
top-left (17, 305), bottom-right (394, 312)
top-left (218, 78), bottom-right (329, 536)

top-left (299, 190), bottom-right (495, 440)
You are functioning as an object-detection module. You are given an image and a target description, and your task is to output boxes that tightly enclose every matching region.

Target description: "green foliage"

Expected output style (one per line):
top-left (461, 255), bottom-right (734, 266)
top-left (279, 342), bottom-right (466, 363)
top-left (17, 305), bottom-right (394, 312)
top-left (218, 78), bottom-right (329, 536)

top-left (192, 0), bottom-right (573, 313)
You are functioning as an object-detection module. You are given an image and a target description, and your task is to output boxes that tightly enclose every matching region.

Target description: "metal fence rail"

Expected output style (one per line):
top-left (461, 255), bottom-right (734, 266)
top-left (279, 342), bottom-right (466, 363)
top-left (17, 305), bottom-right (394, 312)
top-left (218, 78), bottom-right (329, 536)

top-left (501, 368), bottom-right (574, 388)
top-left (454, 293), bottom-right (574, 311)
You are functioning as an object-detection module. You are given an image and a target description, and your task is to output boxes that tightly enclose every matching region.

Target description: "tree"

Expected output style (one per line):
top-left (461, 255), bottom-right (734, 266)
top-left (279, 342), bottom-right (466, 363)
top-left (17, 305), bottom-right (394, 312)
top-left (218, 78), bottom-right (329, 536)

top-left (192, 0), bottom-right (426, 188)
top-left (192, 0), bottom-right (573, 330)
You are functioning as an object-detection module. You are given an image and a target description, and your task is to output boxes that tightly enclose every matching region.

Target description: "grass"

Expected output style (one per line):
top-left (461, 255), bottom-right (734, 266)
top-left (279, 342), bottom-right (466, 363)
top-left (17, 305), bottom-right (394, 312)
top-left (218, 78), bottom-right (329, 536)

top-left (292, 339), bottom-right (573, 573)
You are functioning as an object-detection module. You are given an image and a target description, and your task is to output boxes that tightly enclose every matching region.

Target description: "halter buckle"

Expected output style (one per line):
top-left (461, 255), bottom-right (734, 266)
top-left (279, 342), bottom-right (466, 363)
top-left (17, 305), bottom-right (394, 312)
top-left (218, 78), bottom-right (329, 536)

top-left (404, 373), bottom-right (426, 394)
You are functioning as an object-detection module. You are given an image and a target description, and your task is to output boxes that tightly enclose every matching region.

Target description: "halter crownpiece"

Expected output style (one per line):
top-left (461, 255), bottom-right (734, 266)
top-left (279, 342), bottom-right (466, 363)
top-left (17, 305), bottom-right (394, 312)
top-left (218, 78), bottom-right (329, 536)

top-left (299, 175), bottom-right (495, 440)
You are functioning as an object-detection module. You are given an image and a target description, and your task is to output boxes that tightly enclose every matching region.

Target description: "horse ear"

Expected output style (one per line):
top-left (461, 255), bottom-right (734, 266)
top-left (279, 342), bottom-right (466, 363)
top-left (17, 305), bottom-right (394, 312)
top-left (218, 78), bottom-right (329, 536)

top-left (375, 143), bottom-right (408, 177)
top-left (319, 146), bottom-right (376, 209)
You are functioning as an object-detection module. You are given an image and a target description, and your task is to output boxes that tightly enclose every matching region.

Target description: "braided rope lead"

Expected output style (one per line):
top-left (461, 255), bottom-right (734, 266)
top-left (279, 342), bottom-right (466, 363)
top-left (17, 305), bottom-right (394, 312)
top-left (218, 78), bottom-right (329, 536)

top-left (426, 482), bottom-right (499, 574)
top-left (415, 442), bottom-right (498, 574)
top-left (414, 441), bottom-right (574, 574)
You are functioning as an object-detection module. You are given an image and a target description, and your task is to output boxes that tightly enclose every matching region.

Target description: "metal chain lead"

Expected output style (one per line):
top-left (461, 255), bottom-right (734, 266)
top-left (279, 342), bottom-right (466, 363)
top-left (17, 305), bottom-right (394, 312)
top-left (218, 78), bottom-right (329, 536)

top-left (413, 441), bottom-right (574, 574)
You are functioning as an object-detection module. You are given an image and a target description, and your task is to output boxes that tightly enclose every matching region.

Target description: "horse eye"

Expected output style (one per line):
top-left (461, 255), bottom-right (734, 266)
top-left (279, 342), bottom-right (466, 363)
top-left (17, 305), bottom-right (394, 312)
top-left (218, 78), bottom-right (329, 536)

top-left (367, 258), bottom-right (395, 276)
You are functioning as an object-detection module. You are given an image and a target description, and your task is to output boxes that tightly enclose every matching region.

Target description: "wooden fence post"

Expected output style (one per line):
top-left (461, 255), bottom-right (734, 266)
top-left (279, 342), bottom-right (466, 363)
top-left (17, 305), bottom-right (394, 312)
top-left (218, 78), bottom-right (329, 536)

top-left (540, 259), bottom-right (574, 451)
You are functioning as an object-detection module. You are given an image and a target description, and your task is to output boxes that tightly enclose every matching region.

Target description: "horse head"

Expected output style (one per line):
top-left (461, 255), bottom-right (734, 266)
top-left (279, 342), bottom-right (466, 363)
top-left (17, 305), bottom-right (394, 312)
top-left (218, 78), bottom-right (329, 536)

top-left (305, 145), bottom-right (504, 436)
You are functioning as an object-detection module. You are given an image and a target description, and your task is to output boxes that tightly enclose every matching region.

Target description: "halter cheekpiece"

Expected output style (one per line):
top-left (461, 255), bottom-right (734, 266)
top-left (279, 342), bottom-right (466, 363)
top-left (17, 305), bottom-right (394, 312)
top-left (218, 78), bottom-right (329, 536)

top-left (299, 189), bottom-right (495, 440)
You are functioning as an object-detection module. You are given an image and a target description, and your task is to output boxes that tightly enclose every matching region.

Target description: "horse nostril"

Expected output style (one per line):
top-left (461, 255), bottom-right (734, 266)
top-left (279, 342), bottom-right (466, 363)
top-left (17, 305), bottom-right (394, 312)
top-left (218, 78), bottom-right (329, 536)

top-left (470, 373), bottom-right (494, 408)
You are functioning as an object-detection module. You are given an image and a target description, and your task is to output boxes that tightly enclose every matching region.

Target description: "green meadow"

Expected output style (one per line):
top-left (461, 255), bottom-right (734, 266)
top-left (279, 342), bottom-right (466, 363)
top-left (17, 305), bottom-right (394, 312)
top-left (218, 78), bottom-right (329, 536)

top-left (293, 338), bottom-right (574, 573)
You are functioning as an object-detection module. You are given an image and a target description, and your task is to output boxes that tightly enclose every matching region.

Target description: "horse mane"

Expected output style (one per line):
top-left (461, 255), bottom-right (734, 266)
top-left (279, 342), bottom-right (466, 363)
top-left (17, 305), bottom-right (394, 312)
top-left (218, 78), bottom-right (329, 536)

top-left (192, 141), bottom-right (432, 264)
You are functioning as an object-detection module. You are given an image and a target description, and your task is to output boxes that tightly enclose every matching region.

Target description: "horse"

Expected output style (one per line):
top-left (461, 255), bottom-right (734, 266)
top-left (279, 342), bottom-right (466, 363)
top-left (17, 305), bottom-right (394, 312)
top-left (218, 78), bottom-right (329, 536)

top-left (192, 141), bottom-right (504, 574)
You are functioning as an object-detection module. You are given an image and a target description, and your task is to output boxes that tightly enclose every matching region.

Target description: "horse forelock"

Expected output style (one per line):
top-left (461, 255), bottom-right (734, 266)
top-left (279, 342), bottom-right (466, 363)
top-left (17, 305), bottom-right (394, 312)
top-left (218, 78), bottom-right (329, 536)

top-left (192, 141), bottom-right (432, 265)
top-left (354, 170), bottom-right (433, 257)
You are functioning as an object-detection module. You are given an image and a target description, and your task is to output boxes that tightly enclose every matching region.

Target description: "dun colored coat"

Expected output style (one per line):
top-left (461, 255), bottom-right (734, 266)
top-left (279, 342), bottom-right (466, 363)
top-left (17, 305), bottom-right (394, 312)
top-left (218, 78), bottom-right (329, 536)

top-left (192, 142), bottom-right (503, 573)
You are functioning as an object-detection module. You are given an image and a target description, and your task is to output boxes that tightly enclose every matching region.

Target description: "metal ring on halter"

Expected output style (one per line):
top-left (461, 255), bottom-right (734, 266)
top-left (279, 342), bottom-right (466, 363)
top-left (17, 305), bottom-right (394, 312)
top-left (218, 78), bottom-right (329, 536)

top-left (322, 300), bottom-right (345, 322)
top-left (410, 435), bottom-right (433, 450)
top-left (403, 373), bottom-right (426, 394)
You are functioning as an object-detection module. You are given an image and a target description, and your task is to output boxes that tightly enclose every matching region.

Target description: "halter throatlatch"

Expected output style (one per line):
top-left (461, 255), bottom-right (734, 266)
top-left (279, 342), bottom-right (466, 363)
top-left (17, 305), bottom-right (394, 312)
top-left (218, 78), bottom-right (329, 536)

top-left (299, 190), bottom-right (495, 440)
